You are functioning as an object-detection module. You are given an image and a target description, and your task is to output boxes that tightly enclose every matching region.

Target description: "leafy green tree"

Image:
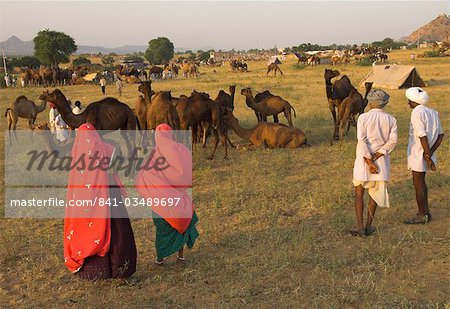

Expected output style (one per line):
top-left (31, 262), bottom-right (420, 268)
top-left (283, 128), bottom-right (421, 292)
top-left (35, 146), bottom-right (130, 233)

top-left (8, 56), bottom-right (41, 69)
top-left (73, 56), bottom-right (91, 67)
top-left (124, 54), bottom-right (144, 62)
top-left (144, 37), bottom-right (174, 65)
top-left (102, 56), bottom-right (115, 65)
top-left (197, 51), bottom-right (210, 62)
top-left (33, 29), bottom-right (77, 65)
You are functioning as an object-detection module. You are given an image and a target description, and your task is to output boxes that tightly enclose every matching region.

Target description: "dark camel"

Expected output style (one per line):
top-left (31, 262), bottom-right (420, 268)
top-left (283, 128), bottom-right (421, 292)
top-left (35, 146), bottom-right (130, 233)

top-left (267, 63), bottom-right (283, 76)
top-left (338, 82), bottom-right (373, 142)
top-left (39, 89), bottom-right (138, 155)
top-left (241, 88), bottom-right (296, 126)
top-left (226, 112), bottom-right (307, 149)
top-left (324, 68), bottom-right (355, 141)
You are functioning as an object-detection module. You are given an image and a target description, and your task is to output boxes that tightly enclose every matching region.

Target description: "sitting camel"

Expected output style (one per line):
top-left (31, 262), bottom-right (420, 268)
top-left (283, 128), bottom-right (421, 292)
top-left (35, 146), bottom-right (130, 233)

top-left (241, 88), bottom-right (296, 126)
top-left (225, 112), bottom-right (307, 149)
top-left (5, 95), bottom-right (47, 131)
top-left (338, 82), bottom-right (373, 142)
top-left (267, 63), bottom-right (283, 76)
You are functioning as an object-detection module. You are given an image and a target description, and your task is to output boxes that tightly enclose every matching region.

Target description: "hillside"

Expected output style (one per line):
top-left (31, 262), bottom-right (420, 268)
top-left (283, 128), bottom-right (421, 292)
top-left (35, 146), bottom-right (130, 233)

top-left (404, 14), bottom-right (450, 43)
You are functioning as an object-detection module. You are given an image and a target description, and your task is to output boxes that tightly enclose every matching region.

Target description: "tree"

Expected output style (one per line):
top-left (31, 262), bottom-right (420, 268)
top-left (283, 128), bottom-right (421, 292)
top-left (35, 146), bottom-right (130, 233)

top-left (33, 29), bottom-right (77, 65)
top-left (73, 56), bottom-right (91, 67)
top-left (8, 56), bottom-right (41, 69)
top-left (124, 54), bottom-right (144, 62)
top-left (102, 56), bottom-right (115, 65)
top-left (197, 51), bottom-right (210, 62)
top-left (144, 37), bottom-right (174, 65)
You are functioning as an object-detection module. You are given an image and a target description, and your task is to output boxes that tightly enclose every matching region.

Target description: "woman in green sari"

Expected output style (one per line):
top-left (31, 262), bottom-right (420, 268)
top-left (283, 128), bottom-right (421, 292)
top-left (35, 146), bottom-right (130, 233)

top-left (136, 124), bottom-right (198, 264)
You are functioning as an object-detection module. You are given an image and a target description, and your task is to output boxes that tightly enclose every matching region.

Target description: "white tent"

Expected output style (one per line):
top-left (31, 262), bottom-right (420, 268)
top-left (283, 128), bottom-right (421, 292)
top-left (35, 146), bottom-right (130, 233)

top-left (360, 65), bottom-right (426, 89)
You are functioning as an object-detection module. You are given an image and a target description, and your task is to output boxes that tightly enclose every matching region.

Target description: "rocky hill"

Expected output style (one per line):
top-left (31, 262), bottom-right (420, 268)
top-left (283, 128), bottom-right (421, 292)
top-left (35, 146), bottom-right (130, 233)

top-left (404, 14), bottom-right (450, 43)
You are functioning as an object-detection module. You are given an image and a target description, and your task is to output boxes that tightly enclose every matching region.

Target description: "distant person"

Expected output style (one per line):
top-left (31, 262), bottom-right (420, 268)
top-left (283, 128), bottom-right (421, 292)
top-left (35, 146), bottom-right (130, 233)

top-left (404, 87), bottom-right (444, 224)
top-left (116, 77), bottom-right (123, 97)
top-left (71, 71), bottom-right (77, 84)
top-left (72, 101), bottom-right (82, 115)
top-left (351, 89), bottom-right (398, 236)
top-left (100, 77), bottom-right (107, 95)
top-left (4, 73), bottom-right (11, 87)
top-left (410, 53), bottom-right (415, 61)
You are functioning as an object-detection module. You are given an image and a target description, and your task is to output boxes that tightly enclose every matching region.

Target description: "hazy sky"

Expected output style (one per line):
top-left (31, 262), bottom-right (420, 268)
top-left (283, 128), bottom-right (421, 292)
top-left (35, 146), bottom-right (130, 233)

top-left (0, 1), bottom-right (448, 50)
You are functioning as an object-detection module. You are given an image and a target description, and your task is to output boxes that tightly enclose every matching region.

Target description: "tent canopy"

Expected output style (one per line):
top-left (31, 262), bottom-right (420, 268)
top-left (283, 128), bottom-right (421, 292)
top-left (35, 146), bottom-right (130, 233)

top-left (267, 56), bottom-right (282, 65)
top-left (83, 73), bottom-right (98, 81)
top-left (360, 65), bottom-right (426, 89)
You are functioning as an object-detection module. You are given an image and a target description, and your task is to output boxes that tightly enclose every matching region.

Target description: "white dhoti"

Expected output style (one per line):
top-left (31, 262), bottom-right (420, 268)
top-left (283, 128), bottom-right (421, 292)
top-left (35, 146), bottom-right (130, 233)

top-left (353, 180), bottom-right (390, 208)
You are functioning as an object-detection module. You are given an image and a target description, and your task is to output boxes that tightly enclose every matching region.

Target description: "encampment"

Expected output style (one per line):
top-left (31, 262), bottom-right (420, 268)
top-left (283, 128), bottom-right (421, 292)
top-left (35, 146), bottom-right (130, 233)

top-left (360, 65), bottom-right (426, 89)
top-left (267, 56), bottom-right (282, 65)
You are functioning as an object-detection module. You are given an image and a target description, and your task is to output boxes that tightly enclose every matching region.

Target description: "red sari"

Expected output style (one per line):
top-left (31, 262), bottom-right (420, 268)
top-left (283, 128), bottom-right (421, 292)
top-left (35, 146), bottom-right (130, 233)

top-left (64, 123), bottom-right (136, 279)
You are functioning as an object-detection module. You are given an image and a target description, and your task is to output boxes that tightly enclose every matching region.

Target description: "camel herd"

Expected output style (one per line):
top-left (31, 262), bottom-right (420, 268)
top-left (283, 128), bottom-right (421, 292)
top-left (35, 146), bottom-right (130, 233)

top-left (5, 67), bottom-right (374, 160)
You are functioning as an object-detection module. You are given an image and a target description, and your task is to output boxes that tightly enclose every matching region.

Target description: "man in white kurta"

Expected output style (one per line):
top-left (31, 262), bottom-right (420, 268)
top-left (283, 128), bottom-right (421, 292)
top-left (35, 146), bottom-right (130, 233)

top-left (404, 87), bottom-right (444, 224)
top-left (351, 89), bottom-right (398, 236)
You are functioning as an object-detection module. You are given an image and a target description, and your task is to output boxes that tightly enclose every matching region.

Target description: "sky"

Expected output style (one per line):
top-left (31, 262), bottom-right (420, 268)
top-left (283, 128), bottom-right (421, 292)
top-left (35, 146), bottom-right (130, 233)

top-left (0, 1), bottom-right (448, 50)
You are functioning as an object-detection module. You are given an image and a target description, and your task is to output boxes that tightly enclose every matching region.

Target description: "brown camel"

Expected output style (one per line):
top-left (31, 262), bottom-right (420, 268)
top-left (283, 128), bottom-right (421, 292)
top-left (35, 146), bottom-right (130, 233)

top-left (134, 81), bottom-right (154, 130)
top-left (175, 91), bottom-right (230, 159)
top-left (5, 95), bottom-right (47, 131)
top-left (338, 82), bottom-right (373, 141)
top-left (39, 89), bottom-right (138, 155)
top-left (324, 68), bottom-right (355, 141)
top-left (39, 65), bottom-right (54, 86)
top-left (146, 91), bottom-right (180, 130)
top-left (226, 112), bottom-right (307, 149)
top-left (213, 85), bottom-right (237, 149)
top-left (241, 88), bottom-right (296, 126)
top-left (267, 63), bottom-right (283, 76)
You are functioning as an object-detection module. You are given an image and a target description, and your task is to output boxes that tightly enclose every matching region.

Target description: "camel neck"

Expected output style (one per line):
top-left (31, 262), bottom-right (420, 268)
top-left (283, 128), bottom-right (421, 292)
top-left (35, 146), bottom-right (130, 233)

top-left (36, 100), bottom-right (47, 113)
top-left (56, 98), bottom-right (84, 128)
top-left (325, 83), bottom-right (333, 99)
top-left (244, 95), bottom-right (256, 109)
top-left (229, 117), bottom-right (253, 140)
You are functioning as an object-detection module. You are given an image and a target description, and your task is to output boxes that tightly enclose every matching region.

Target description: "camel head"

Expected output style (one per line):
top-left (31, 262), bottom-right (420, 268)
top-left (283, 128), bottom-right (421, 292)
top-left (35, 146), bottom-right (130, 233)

top-left (240, 87), bottom-right (252, 97)
top-left (39, 89), bottom-right (68, 106)
top-left (138, 80), bottom-right (152, 94)
top-left (229, 84), bottom-right (236, 94)
top-left (324, 69), bottom-right (340, 82)
top-left (364, 82), bottom-right (374, 92)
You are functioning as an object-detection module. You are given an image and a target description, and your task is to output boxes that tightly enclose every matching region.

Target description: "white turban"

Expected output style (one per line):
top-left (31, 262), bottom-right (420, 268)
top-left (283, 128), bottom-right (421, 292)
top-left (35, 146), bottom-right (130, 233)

top-left (406, 87), bottom-right (429, 105)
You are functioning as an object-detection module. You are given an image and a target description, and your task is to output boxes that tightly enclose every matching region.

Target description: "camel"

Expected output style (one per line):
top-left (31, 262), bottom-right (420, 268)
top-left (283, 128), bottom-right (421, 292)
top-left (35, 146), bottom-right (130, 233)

top-left (135, 81), bottom-right (154, 130)
top-left (175, 91), bottom-right (230, 159)
top-left (226, 112), bottom-right (308, 149)
top-left (39, 89), bottom-right (138, 155)
top-left (240, 88), bottom-right (296, 126)
top-left (148, 66), bottom-right (164, 79)
top-left (338, 82), bottom-right (373, 142)
top-left (267, 63), bottom-right (283, 76)
top-left (39, 65), bottom-right (54, 86)
top-left (5, 96), bottom-right (47, 131)
top-left (331, 55), bottom-right (341, 66)
top-left (307, 56), bottom-right (320, 66)
top-left (146, 91), bottom-right (180, 131)
top-left (213, 85), bottom-right (237, 148)
top-left (324, 68), bottom-right (355, 141)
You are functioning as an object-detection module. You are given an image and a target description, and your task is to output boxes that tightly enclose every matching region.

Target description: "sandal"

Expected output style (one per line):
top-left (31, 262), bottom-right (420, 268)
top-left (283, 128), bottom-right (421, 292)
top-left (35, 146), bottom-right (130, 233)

top-left (365, 226), bottom-right (376, 236)
top-left (177, 256), bottom-right (186, 262)
top-left (404, 214), bottom-right (430, 225)
top-left (349, 228), bottom-right (366, 237)
top-left (155, 258), bottom-right (165, 265)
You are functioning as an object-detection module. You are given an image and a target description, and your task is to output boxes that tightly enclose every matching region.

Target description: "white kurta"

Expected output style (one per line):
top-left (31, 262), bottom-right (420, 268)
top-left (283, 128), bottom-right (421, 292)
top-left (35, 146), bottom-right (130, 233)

top-left (49, 108), bottom-right (58, 134)
top-left (407, 105), bottom-right (444, 172)
top-left (55, 114), bottom-right (69, 142)
top-left (353, 108), bottom-right (398, 182)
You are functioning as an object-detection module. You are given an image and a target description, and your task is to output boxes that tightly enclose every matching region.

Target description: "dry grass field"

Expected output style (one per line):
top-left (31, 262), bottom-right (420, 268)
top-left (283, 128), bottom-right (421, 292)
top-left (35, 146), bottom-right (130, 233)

top-left (0, 49), bottom-right (449, 307)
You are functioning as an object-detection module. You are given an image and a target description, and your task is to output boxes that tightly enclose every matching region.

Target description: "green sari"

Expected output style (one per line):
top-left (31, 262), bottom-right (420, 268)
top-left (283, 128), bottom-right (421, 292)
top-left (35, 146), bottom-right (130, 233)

top-left (152, 211), bottom-right (199, 259)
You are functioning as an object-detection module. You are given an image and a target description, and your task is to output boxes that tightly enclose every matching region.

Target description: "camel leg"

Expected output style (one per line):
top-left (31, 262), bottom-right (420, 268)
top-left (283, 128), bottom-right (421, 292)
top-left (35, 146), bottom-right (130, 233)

top-left (202, 122), bottom-right (210, 149)
top-left (226, 134), bottom-right (236, 148)
top-left (328, 102), bottom-right (338, 142)
top-left (283, 110), bottom-right (292, 126)
top-left (207, 129), bottom-right (220, 160)
top-left (339, 109), bottom-right (351, 143)
top-left (273, 114), bottom-right (279, 123)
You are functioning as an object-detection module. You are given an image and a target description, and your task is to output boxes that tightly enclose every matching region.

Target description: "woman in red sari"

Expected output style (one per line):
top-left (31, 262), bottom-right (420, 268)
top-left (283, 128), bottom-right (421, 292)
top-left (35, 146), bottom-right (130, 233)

top-left (136, 123), bottom-right (198, 264)
top-left (64, 123), bottom-right (137, 279)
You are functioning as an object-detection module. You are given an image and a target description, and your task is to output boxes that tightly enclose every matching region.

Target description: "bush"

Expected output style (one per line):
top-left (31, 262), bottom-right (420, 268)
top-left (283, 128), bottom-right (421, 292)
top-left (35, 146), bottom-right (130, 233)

top-left (422, 50), bottom-right (442, 58)
top-left (73, 56), bottom-right (91, 67)
top-left (357, 57), bottom-right (373, 66)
